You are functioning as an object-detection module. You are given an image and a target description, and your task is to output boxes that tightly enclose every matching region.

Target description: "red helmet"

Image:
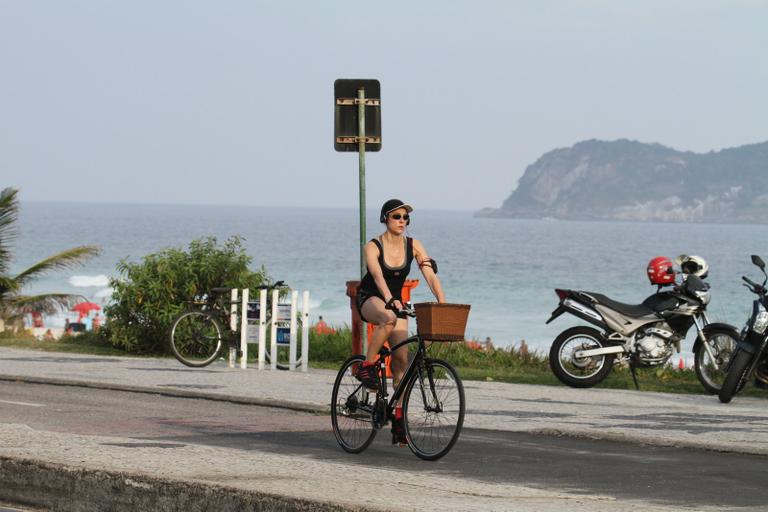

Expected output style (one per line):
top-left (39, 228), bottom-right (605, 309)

top-left (647, 256), bottom-right (676, 285)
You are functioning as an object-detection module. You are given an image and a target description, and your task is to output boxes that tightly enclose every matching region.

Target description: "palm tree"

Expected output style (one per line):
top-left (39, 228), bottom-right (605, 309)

top-left (0, 187), bottom-right (100, 330)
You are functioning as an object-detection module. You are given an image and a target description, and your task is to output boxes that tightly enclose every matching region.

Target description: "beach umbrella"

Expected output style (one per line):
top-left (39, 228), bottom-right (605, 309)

top-left (71, 301), bottom-right (101, 315)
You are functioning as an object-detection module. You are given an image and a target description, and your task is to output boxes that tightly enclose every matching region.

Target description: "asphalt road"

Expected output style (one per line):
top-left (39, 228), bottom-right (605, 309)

top-left (2, 381), bottom-right (767, 509)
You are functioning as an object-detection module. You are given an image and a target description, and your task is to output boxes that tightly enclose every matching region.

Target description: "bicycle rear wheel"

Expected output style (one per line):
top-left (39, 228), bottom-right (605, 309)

top-left (169, 310), bottom-right (223, 367)
top-left (331, 355), bottom-right (377, 453)
top-left (271, 349), bottom-right (301, 370)
top-left (403, 358), bottom-right (465, 461)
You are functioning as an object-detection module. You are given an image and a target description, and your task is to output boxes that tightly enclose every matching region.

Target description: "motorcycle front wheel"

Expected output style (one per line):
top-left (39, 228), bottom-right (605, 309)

top-left (549, 326), bottom-right (615, 388)
top-left (694, 327), bottom-right (739, 395)
top-left (718, 349), bottom-right (754, 404)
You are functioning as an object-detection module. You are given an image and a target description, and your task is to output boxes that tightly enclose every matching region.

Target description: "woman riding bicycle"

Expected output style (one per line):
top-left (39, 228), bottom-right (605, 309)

top-left (355, 198), bottom-right (445, 444)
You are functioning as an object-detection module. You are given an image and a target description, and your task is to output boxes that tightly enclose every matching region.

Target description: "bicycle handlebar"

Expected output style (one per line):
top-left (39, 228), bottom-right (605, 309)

top-left (255, 280), bottom-right (286, 290)
top-left (385, 300), bottom-right (416, 319)
top-left (211, 281), bottom-right (288, 295)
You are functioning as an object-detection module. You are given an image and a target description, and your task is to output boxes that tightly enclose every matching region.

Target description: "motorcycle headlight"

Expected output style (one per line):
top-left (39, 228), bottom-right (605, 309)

top-left (694, 289), bottom-right (711, 305)
top-left (753, 307), bottom-right (768, 334)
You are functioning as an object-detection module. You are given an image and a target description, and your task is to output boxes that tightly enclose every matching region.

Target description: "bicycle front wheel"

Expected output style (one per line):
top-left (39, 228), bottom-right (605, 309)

top-left (403, 358), bottom-right (465, 461)
top-left (169, 310), bottom-right (223, 367)
top-left (331, 355), bottom-right (377, 453)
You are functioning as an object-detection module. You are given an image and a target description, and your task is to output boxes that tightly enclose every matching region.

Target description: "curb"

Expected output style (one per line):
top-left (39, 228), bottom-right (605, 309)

top-left (0, 374), bottom-right (330, 415)
top-left (0, 456), bottom-right (376, 512)
top-left (527, 428), bottom-right (768, 457)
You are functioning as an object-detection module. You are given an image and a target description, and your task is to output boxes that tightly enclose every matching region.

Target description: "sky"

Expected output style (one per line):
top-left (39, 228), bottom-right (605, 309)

top-left (1, 1), bottom-right (767, 211)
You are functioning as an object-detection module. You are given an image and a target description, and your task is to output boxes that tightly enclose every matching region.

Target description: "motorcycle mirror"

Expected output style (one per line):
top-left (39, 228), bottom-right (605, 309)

top-left (751, 255), bottom-right (765, 269)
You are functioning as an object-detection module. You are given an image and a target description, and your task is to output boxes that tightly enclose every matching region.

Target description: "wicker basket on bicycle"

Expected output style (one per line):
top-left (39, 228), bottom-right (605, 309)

top-left (414, 302), bottom-right (471, 341)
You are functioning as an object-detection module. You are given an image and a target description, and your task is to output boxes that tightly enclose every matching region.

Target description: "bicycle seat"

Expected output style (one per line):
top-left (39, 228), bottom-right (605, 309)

top-left (211, 287), bottom-right (231, 295)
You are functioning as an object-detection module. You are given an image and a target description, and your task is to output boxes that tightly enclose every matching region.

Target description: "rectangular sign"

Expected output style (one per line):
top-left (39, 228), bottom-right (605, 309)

top-left (246, 324), bottom-right (260, 344)
top-left (246, 301), bottom-right (261, 320)
top-left (247, 302), bottom-right (292, 322)
top-left (334, 78), bottom-right (381, 152)
top-left (276, 304), bottom-right (292, 322)
top-left (276, 326), bottom-right (291, 345)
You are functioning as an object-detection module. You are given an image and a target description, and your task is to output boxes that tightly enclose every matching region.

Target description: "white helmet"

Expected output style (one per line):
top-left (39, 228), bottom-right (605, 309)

top-left (675, 254), bottom-right (709, 279)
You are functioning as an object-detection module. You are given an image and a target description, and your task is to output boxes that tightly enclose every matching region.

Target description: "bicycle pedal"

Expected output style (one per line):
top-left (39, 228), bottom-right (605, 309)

top-left (391, 436), bottom-right (408, 447)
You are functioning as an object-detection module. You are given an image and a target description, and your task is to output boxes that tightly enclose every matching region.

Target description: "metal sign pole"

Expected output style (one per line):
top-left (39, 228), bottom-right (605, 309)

top-left (335, 79), bottom-right (380, 359)
top-left (357, 87), bottom-right (368, 357)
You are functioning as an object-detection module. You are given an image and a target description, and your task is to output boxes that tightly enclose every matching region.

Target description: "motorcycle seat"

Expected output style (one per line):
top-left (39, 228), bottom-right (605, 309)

top-left (642, 293), bottom-right (679, 313)
top-left (582, 292), bottom-right (655, 318)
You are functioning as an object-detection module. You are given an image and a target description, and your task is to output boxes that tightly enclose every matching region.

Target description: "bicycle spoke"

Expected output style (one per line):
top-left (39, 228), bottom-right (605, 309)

top-left (170, 311), bottom-right (222, 367)
top-left (331, 357), bottom-right (376, 453)
top-left (404, 359), bottom-right (465, 460)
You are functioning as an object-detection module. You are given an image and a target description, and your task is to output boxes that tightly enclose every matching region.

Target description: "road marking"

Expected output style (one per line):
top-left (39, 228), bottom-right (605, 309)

top-left (0, 399), bottom-right (45, 407)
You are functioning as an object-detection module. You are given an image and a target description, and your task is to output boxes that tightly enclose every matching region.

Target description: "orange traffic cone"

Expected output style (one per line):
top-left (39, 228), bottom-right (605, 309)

top-left (678, 355), bottom-right (685, 370)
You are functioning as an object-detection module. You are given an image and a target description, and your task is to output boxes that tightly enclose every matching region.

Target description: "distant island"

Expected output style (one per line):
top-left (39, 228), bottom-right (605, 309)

top-left (477, 139), bottom-right (768, 223)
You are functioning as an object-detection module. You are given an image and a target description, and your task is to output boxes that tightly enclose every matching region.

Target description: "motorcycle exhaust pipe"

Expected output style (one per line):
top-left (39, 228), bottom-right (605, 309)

top-left (574, 346), bottom-right (625, 358)
top-left (563, 299), bottom-right (603, 322)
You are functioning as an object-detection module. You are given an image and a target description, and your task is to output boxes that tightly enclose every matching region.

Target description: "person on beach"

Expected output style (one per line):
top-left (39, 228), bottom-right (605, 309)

top-left (313, 316), bottom-right (335, 335)
top-left (355, 198), bottom-right (446, 445)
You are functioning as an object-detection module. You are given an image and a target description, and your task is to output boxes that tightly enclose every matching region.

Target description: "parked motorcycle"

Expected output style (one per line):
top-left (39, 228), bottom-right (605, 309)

top-left (718, 255), bottom-right (768, 403)
top-left (547, 255), bottom-right (739, 393)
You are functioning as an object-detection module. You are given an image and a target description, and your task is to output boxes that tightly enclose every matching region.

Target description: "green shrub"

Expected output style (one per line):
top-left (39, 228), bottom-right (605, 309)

top-left (428, 342), bottom-right (549, 371)
top-left (309, 326), bottom-right (353, 364)
top-left (304, 327), bottom-right (551, 374)
top-left (104, 236), bottom-right (269, 354)
top-left (0, 329), bottom-right (34, 340)
top-left (59, 330), bottom-right (112, 347)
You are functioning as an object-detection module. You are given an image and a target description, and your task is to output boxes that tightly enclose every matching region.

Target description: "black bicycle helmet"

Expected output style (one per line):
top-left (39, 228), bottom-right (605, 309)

top-left (379, 199), bottom-right (413, 223)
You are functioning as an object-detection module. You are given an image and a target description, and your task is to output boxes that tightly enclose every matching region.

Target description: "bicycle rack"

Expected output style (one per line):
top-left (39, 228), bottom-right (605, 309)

top-left (228, 288), bottom-right (310, 371)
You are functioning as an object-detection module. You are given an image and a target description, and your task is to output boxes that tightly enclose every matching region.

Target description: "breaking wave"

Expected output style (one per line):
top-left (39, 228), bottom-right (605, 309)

top-left (69, 275), bottom-right (110, 287)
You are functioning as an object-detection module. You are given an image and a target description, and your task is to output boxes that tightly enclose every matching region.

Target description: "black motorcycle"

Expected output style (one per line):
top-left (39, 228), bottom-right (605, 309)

top-left (719, 255), bottom-right (768, 403)
top-left (547, 267), bottom-right (739, 393)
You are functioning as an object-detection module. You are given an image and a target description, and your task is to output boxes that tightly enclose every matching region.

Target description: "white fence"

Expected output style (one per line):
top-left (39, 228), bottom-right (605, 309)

top-left (227, 288), bottom-right (310, 372)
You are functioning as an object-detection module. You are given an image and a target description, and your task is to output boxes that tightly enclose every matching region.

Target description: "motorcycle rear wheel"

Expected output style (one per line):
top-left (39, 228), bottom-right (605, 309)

top-left (718, 349), bottom-right (753, 404)
top-left (549, 326), bottom-right (615, 388)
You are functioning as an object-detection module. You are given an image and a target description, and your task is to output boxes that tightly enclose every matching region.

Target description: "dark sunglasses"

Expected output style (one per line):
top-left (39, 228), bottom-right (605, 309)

top-left (389, 213), bottom-right (410, 221)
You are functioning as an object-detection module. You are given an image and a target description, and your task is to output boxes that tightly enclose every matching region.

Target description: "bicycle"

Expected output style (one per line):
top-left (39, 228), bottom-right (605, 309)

top-left (330, 304), bottom-right (466, 461)
top-left (169, 281), bottom-right (302, 370)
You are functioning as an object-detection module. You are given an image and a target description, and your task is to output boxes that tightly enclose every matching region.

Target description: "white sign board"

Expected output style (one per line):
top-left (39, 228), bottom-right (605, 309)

top-left (246, 323), bottom-right (260, 344)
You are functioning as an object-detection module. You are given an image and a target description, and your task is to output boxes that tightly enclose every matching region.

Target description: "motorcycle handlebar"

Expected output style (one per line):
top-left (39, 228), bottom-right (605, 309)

top-left (743, 276), bottom-right (766, 295)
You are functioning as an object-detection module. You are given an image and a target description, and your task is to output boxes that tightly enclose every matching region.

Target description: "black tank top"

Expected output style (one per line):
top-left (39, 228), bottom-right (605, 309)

top-left (359, 237), bottom-right (413, 301)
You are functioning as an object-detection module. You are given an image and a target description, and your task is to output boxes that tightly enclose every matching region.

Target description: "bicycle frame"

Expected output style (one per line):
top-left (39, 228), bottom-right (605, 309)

top-left (360, 334), bottom-right (445, 427)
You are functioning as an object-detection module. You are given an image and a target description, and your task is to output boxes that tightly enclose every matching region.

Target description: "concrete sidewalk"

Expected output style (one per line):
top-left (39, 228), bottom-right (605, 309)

top-left (1, 347), bottom-right (768, 455)
top-left (1, 347), bottom-right (768, 511)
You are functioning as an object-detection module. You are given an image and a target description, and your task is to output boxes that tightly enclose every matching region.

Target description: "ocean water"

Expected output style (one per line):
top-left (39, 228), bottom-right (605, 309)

top-left (11, 201), bottom-right (768, 353)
